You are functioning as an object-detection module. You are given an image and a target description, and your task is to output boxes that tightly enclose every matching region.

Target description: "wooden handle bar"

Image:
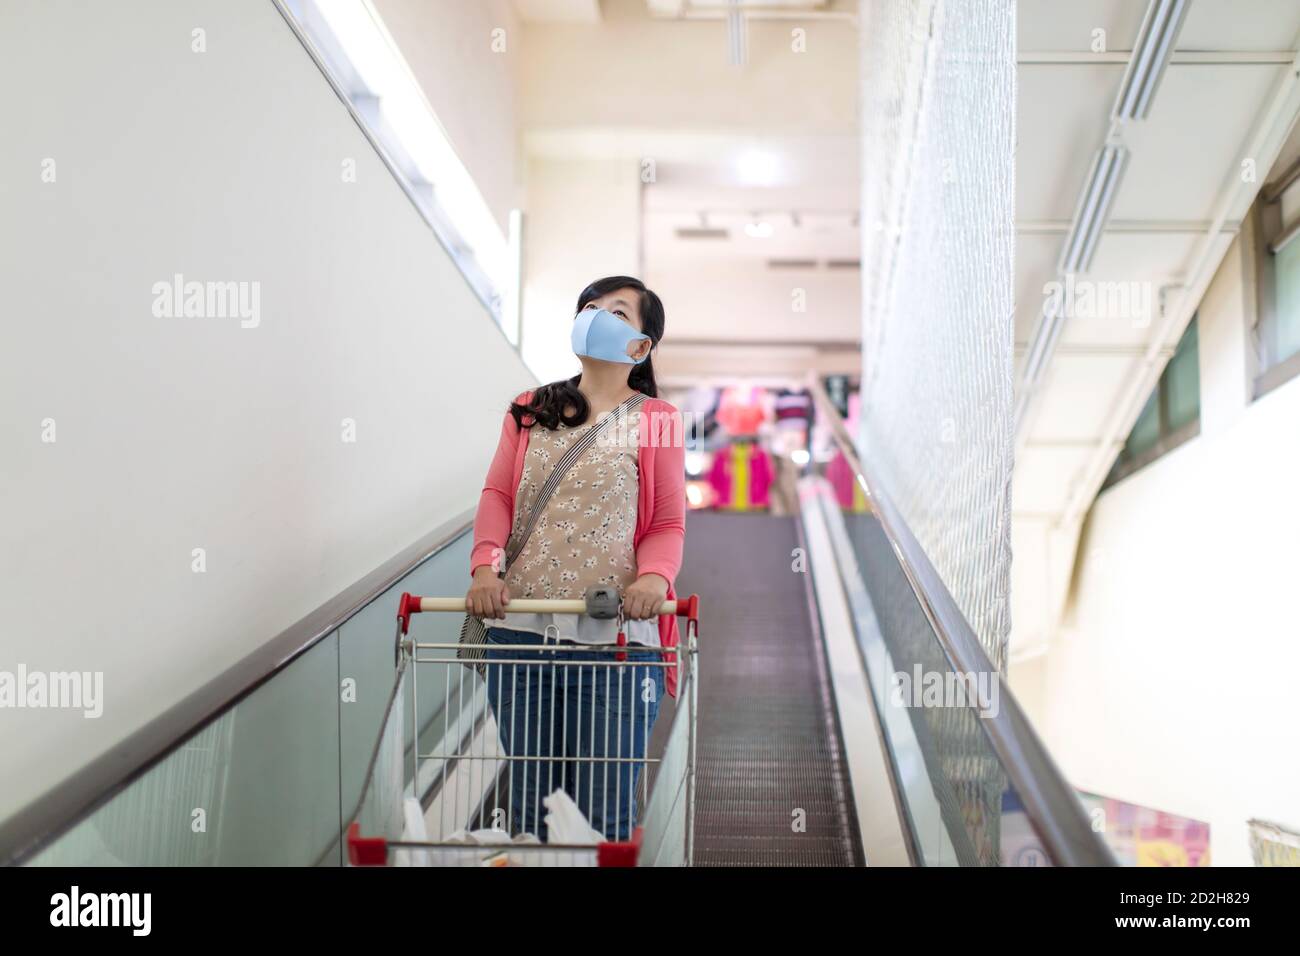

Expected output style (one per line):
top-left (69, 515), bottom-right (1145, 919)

top-left (396, 592), bottom-right (700, 635)
top-left (417, 597), bottom-right (688, 615)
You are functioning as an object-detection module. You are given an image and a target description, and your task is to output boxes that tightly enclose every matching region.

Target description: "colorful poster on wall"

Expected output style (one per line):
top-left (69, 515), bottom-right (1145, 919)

top-left (1078, 792), bottom-right (1211, 866)
top-left (1247, 818), bottom-right (1300, 866)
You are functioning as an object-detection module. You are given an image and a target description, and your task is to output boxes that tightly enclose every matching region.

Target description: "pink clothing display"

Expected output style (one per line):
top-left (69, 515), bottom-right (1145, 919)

top-left (827, 390), bottom-right (867, 510)
top-left (706, 441), bottom-right (774, 511)
top-left (715, 385), bottom-right (768, 437)
top-left (826, 450), bottom-right (868, 512)
top-left (471, 391), bottom-right (688, 696)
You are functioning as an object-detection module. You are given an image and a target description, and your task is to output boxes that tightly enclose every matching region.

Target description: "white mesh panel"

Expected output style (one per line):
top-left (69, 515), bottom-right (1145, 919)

top-left (858, 0), bottom-right (1015, 671)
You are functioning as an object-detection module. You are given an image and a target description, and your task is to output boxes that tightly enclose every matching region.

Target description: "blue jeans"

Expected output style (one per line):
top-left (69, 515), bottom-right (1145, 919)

top-left (484, 627), bottom-right (664, 842)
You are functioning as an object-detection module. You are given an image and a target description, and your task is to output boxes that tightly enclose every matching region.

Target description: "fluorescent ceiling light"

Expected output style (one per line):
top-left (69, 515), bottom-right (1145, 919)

top-left (1112, 0), bottom-right (1189, 122)
top-left (726, 2), bottom-right (747, 67)
top-left (1016, 294), bottom-right (1066, 424)
top-left (1058, 144), bottom-right (1128, 275)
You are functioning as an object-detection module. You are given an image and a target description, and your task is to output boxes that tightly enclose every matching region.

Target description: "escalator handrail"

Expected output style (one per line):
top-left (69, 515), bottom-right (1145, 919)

top-left (0, 507), bottom-right (476, 866)
top-left (808, 379), bottom-right (1115, 866)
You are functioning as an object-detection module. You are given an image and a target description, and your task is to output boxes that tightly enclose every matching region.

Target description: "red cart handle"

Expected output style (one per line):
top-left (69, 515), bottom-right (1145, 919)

top-left (346, 821), bottom-right (388, 867)
top-left (397, 591), bottom-right (422, 635)
top-left (597, 826), bottom-right (644, 867)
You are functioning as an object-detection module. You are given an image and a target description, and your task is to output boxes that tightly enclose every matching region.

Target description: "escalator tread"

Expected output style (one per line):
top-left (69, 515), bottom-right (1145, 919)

top-left (676, 511), bottom-right (861, 866)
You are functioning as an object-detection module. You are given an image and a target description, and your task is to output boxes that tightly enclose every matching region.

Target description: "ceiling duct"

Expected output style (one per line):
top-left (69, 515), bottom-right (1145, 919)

top-left (726, 1), bottom-right (747, 67)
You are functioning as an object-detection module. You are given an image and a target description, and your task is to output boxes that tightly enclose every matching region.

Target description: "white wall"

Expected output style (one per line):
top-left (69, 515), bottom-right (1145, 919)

top-left (521, 156), bottom-right (642, 381)
top-left (0, 0), bottom-right (534, 821)
top-left (1011, 231), bottom-right (1300, 866)
top-left (646, 264), bottom-right (860, 343)
top-left (646, 264), bottom-right (861, 380)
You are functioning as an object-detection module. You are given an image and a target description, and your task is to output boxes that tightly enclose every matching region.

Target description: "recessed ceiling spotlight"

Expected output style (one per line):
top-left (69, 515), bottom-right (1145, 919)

top-left (736, 150), bottom-right (780, 187)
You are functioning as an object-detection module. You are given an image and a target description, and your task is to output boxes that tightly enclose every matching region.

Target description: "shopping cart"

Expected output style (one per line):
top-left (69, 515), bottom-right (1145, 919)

top-left (346, 589), bottom-right (700, 867)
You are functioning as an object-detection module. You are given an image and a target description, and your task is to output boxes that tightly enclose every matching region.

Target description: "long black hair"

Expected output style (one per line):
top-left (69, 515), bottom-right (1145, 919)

top-left (509, 276), bottom-right (664, 430)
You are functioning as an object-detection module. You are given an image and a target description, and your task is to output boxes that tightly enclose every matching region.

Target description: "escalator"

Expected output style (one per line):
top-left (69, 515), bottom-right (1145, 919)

top-left (0, 390), bottom-right (1112, 868)
top-left (676, 512), bottom-right (861, 866)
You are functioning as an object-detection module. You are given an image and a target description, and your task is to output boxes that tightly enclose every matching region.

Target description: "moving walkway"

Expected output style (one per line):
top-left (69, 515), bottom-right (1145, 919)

top-left (0, 386), bottom-right (1111, 867)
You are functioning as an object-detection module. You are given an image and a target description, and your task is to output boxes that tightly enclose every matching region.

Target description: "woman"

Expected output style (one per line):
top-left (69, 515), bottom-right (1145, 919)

top-left (465, 276), bottom-right (686, 842)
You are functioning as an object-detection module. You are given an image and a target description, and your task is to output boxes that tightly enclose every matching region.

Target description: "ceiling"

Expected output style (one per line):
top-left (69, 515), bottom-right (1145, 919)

top-left (512, 0), bottom-right (603, 23)
top-left (516, 0), bottom-right (862, 382)
top-left (1011, 0), bottom-right (1300, 658)
top-left (515, 0), bottom-right (837, 17)
top-left (510, 2), bottom-right (1300, 644)
top-left (641, 132), bottom-right (860, 268)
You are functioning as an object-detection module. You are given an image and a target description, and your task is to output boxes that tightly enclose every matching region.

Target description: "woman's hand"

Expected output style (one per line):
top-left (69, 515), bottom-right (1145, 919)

top-left (623, 573), bottom-right (669, 621)
top-left (466, 565), bottom-right (510, 619)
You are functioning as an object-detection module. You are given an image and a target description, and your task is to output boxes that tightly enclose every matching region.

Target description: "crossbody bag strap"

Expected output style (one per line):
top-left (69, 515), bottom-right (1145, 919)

top-left (500, 393), bottom-right (646, 574)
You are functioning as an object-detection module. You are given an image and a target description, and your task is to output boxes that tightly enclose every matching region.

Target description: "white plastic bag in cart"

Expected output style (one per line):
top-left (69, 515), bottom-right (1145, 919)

top-left (543, 789), bottom-right (604, 847)
top-left (394, 790), bottom-right (606, 866)
top-left (427, 826), bottom-right (543, 867)
top-left (394, 796), bottom-right (433, 867)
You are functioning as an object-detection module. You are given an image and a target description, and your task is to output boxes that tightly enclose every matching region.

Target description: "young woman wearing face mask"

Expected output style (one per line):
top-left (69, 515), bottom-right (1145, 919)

top-left (465, 275), bottom-right (686, 842)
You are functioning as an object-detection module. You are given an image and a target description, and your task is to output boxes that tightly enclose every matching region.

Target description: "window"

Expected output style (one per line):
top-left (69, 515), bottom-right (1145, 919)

top-left (1269, 239), bottom-right (1300, 362)
top-left (1102, 316), bottom-right (1200, 489)
top-left (1253, 167), bottom-right (1300, 397)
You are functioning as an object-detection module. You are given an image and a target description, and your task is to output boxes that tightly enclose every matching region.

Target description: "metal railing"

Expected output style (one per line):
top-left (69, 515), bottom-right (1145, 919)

top-left (808, 376), bottom-right (1115, 866)
top-left (0, 508), bottom-right (476, 866)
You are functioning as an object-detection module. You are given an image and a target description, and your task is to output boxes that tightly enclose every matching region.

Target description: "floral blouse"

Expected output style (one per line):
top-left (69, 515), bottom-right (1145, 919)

top-left (497, 410), bottom-right (658, 646)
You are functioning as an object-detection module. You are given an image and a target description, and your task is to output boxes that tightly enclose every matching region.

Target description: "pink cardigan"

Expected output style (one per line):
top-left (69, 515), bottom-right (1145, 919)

top-left (470, 391), bottom-right (688, 696)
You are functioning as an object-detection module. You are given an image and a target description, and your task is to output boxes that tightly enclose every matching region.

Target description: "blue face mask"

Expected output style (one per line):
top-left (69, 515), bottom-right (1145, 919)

top-left (571, 307), bottom-right (651, 365)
